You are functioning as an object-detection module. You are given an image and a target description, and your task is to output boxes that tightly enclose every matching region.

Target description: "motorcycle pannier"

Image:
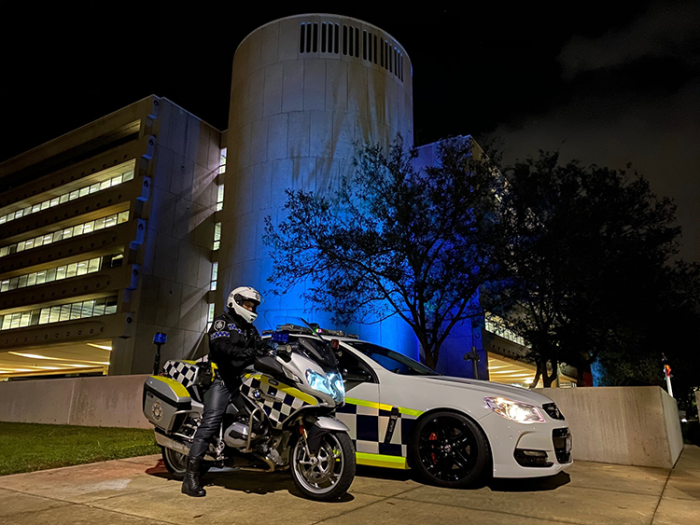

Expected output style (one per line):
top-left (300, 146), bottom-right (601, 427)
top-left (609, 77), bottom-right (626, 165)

top-left (142, 376), bottom-right (192, 432)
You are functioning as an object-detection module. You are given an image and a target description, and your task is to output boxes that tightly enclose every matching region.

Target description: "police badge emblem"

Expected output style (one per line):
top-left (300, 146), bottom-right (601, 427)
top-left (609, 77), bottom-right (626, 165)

top-left (214, 320), bottom-right (225, 331)
top-left (152, 401), bottom-right (163, 421)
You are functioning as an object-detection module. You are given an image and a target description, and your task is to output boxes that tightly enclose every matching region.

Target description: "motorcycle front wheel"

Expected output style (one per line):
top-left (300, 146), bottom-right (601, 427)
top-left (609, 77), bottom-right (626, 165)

top-left (290, 431), bottom-right (355, 501)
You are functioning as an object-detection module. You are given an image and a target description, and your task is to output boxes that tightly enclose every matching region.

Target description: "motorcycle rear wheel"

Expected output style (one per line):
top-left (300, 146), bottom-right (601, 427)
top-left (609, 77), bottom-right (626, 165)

top-left (290, 431), bottom-right (355, 501)
top-left (161, 447), bottom-right (211, 480)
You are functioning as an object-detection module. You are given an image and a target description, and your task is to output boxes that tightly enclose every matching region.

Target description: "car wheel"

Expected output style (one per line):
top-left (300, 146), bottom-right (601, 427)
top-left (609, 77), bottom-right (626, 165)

top-left (409, 411), bottom-right (491, 488)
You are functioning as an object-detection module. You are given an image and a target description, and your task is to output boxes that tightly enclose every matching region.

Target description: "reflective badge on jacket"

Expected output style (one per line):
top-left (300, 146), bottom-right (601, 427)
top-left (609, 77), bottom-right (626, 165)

top-left (213, 320), bottom-right (226, 331)
top-left (210, 331), bottom-right (230, 340)
top-left (227, 324), bottom-right (244, 334)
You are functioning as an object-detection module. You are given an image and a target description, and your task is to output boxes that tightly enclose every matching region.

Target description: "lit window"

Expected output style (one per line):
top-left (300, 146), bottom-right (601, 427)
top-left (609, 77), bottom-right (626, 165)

top-left (213, 222), bottom-right (221, 251)
top-left (216, 185), bottom-right (224, 212)
top-left (211, 262), bottom-right (218, 291)
top-left (207, 303), bottom-right (215, 331)
top-left (219, 148), bottom-right (227, 175)
top-left (0, 212), bottom-right (125, 259)
top-left (76, 262), bottom-right (88, 276)
top-left (82, 300), bottom-right (94, 318)
top-left (0, 295), bottom-right (119, 331)
top-left (66, 263), bottom-right (78, 279)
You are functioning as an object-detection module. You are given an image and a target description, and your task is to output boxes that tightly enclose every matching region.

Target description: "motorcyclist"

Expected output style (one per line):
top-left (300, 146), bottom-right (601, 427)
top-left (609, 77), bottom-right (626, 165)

top-left (182, 286), bottom-right (265, 497)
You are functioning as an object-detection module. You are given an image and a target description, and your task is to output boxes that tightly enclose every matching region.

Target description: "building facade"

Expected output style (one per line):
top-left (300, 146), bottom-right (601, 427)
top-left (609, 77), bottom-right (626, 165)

top-left (0, 97), bottom-right (223, 378)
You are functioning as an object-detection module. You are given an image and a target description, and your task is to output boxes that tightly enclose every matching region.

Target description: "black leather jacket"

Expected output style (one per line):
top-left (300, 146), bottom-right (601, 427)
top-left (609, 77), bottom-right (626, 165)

top-left (207, 310), bottom-right (265, 391)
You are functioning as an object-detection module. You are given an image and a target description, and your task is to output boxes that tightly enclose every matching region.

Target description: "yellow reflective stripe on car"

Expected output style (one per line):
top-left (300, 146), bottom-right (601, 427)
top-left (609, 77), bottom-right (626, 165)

top-left (356, 453), bottom-right (409, 469)
top-left (399, 407), bottom-right (423, 417)
top-left (345, 397), bottom-right (392, 412)
top-left (250, 374), bottom-right (317, 406)
top-left (345, 397), bottom-right (423, 417)
top-left (150, 375), bottom-right (190, 398)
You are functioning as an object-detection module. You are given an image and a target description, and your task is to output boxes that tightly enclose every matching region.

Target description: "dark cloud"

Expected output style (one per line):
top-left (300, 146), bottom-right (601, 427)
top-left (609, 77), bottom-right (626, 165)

top-left (559, 0), bottom-right (700, 78)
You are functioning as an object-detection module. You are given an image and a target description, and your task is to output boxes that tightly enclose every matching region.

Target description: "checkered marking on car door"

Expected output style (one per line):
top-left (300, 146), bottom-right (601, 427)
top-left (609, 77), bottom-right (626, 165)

top-left (163, 360), bottom-right (199, 389)
top-left (240, 374), bottom-right (316, 429)
top-left (335, 398), bottom-right (422, 458)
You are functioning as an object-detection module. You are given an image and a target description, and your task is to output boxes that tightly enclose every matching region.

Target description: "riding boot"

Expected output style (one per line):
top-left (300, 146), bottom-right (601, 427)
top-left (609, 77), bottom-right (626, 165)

top-left (181, 457), bottom-right (206, 497)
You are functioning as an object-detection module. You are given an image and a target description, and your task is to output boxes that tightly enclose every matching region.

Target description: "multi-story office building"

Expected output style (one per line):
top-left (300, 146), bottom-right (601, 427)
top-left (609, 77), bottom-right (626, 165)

top-left (0, 14), bottom-right (575, 386)
top-left (0, 96), bottom-right (223, 378)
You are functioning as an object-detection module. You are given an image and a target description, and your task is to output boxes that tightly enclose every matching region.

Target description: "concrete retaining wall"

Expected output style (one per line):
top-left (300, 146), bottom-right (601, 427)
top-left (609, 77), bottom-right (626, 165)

top-left (0, 377), bottom-right (684, 469)
top-left (0, 374), bottom-right (151, 429)
top-left (536, 386), bottom-right (683, 468)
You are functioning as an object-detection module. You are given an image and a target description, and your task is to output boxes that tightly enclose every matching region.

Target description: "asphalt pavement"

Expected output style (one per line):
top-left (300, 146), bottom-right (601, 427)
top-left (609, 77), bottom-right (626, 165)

top-left (1, 446), bottom-right (699, 524)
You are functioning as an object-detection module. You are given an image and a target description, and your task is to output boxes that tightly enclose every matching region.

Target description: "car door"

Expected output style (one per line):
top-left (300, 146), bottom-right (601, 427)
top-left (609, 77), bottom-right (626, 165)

top-left (334, 344), bottom-right (386, 462)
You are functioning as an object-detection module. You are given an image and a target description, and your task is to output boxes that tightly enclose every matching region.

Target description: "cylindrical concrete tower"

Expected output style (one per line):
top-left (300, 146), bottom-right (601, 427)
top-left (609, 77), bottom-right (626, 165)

top-left (219, 14), bottom-right (416, 352)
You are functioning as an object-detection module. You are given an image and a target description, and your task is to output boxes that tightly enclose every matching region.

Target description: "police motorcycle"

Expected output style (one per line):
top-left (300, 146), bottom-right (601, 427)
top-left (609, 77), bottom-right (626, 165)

top-left (142, 319), bottom-right (355, 501)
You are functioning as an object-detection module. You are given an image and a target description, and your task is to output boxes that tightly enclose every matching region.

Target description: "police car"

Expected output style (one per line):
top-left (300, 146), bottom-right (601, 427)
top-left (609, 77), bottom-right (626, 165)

top-left (265, 325), bottom-right (573, 488)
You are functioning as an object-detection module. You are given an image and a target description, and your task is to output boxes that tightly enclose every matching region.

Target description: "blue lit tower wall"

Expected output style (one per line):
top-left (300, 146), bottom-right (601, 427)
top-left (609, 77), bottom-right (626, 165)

top-left (220, 14), bottom-right (416, 357)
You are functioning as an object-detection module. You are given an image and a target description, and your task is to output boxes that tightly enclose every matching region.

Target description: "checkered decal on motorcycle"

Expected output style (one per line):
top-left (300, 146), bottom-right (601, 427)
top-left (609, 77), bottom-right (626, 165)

top-left (241, 376), bottom-right (310, 429)
top-left (335, 401), bottom-right (417, 457)
top-left (163, 360), bottom-right (199, 389)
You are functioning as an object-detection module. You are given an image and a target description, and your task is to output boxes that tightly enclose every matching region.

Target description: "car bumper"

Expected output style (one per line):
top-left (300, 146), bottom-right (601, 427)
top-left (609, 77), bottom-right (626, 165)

top-left (478, 412), bottom-right (573, 478)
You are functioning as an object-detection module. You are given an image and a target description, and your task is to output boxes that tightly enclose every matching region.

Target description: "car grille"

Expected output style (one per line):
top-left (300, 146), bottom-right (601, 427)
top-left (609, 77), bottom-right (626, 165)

top-left (553, 428), bottom-right (572, 463)
top-left (543, 403), bottom-right (565, 420)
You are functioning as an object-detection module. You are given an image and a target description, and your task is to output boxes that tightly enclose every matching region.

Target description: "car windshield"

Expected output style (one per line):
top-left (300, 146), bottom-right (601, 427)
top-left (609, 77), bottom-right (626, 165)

top-left (346, 341), bottom-right (438, 376)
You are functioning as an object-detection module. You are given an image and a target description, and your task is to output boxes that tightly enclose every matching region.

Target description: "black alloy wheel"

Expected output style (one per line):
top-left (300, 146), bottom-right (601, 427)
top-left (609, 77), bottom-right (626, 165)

top-left (409, 411), bottom-right (491, 488)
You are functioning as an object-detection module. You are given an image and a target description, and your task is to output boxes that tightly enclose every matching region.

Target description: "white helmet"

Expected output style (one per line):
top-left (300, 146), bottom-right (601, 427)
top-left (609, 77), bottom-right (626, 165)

top-left (227, 286), bottom-right (262, 324)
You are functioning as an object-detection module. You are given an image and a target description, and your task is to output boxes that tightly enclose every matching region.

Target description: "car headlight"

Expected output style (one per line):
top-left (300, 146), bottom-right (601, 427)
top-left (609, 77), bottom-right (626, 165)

top-left (484, 397), bottom-right (545, 424)
top-left (305, 369), bottom-right (344, 403)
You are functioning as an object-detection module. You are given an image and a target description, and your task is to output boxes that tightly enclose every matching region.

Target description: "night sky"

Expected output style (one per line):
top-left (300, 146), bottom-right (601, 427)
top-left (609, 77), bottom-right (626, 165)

top-left (3, 1), bottom-right (698, 262)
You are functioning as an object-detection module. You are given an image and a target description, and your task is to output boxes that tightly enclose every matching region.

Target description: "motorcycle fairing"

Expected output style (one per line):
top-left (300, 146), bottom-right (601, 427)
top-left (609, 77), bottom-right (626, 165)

top-left (241, 373), bottom-right (317, 429)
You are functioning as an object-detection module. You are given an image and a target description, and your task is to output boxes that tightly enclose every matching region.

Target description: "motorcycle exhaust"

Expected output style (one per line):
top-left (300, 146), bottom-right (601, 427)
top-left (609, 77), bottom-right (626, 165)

top-left (154, 431), bottom-right (218, 462)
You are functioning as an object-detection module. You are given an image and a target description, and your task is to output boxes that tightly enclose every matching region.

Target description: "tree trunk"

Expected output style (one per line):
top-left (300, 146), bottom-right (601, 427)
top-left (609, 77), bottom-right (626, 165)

top-left (530, 362), bottom-right (543, 389)
top-left (542, 359), bottom-right (558, 387)
top-left (424, 350), bottom-right (437, 371)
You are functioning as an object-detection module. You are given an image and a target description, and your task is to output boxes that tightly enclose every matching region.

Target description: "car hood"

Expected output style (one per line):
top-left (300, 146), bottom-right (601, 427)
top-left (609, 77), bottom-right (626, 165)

top-left (417, 375), bottom-right (555, 406)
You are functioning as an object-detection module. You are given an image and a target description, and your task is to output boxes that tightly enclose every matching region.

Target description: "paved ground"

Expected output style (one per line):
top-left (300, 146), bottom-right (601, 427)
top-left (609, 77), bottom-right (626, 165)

top-left (0, 446), bottom-right (699, 525)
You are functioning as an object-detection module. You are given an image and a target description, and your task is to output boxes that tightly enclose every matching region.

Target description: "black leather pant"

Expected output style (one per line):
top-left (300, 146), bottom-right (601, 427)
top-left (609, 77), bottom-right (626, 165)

top-left (189, 378), bottom-right (230, 460)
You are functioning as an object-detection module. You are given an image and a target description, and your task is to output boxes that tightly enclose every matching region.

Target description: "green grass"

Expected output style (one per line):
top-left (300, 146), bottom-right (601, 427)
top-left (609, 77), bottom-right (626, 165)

top-left (0, 422), bottom-right (160, 476)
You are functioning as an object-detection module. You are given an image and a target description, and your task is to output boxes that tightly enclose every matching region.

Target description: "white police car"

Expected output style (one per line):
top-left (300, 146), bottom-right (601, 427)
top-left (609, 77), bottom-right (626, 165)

top-left (269, 326), bottom-right (572, 488)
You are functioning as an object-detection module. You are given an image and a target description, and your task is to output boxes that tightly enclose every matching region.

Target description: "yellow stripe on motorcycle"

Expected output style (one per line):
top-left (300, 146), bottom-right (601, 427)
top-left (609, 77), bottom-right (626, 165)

top-left (345, 397), bottom-right (423, 417)
top-left (181, 359), bottom-right (218, 377)
top-left (356, 452), bottom-right (409, 470)
top-left (250, 374), bottom-right (318, 406)
top-left (149, 375), bottom-right (190, 398)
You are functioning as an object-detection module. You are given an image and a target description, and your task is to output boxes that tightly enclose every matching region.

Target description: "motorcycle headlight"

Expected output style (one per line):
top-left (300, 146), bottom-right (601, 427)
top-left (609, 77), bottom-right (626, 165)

top-left (329, 372), bottom-right (345, 403)
top-left (484, 397), bottom-right (545, 424)
top-left (305, 369), bottom-right (344, 403)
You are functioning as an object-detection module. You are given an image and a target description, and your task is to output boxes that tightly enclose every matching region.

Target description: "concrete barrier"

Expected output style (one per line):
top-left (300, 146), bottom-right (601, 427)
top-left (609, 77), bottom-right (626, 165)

top-left (536, 386), bottom-right (683, 468)
top-left (0, 377), bottom-right (684, 469)
top-left (0, 374), bottom-right (151, 429)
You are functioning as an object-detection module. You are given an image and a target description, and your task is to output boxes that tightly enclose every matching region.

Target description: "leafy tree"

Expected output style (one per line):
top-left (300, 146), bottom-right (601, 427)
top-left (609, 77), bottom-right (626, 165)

top-left (264, 136), bottom-right (505, 369)
top-left (494, 151), bottom-right (700, 387)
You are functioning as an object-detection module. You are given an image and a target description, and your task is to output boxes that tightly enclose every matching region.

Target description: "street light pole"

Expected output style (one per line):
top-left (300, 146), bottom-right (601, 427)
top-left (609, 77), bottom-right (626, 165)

top-left (464, 346), bottom-right (481, 380)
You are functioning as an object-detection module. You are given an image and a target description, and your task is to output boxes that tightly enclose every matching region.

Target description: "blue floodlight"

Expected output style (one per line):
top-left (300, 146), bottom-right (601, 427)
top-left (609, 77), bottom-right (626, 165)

top-left (153, 332), bottom-right (167, 344)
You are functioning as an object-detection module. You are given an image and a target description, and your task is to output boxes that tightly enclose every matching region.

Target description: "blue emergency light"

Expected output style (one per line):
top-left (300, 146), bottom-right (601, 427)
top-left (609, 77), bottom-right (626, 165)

top-left (153, 332), bottom-right (167, 344)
